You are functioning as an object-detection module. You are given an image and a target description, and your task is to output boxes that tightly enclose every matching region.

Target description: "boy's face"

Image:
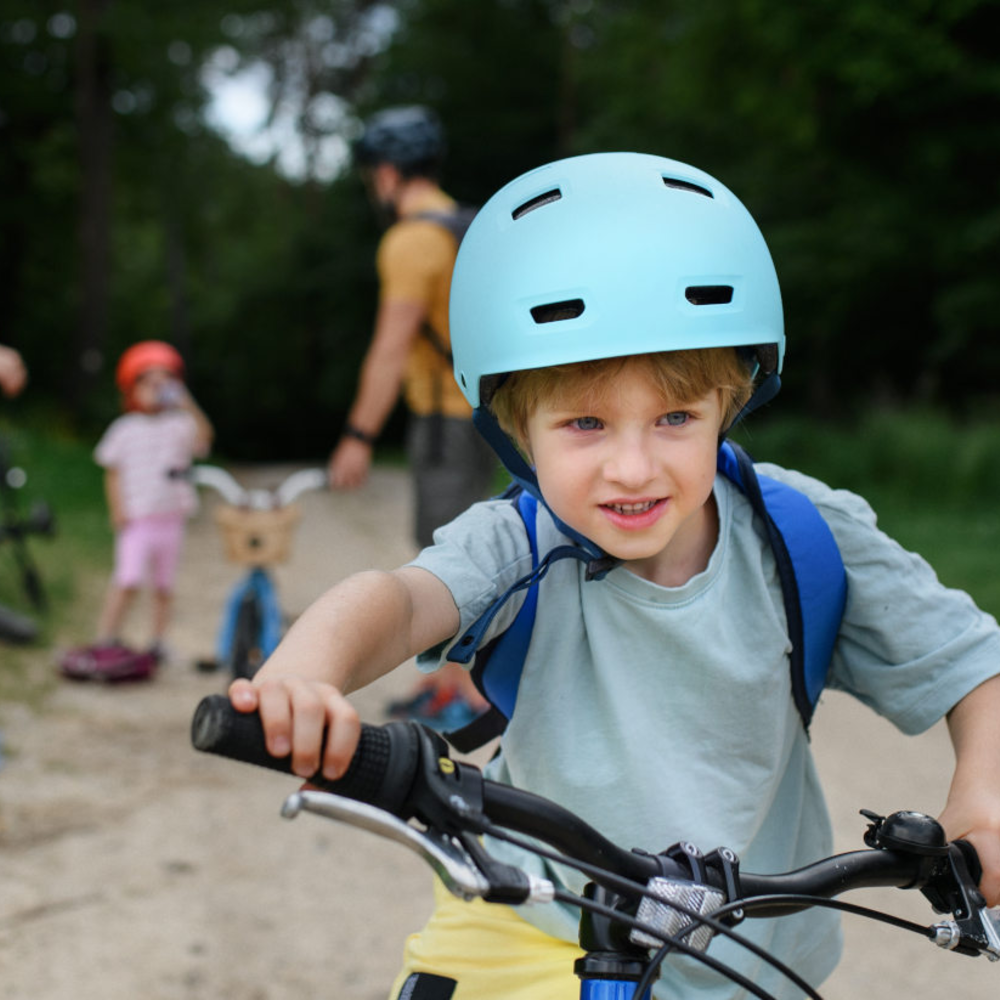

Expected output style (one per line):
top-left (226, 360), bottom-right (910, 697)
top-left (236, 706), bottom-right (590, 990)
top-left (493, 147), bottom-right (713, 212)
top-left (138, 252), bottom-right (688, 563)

top-left (524, 364), bottom-right (724, 585)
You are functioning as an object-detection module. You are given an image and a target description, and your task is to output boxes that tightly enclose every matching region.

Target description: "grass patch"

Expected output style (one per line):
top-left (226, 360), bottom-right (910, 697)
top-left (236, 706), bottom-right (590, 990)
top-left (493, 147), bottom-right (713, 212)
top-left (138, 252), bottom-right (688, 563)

top-left (1, 415), bottom-right (110, 705)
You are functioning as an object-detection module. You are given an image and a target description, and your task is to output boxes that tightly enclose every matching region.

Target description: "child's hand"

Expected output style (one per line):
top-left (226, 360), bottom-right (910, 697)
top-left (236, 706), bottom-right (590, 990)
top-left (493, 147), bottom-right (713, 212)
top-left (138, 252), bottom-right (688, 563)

top-left (229, 675), bottom-right (361, 782)
top-left (939, 799), bottom-right (1000, 907)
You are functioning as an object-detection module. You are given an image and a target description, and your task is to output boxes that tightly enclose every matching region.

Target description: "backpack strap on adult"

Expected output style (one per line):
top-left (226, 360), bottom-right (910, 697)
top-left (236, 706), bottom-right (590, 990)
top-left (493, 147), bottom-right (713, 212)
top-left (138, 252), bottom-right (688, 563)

top-left (716, 441), bottom-right (847, 729)
top-left (411, 206), bottom-right (480, 363)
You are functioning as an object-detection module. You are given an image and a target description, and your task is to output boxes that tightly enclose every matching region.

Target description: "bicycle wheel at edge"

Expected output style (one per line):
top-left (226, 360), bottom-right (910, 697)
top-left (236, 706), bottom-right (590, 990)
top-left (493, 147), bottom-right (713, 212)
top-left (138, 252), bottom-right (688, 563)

top-left (0, 601), bottom-right (39, 644)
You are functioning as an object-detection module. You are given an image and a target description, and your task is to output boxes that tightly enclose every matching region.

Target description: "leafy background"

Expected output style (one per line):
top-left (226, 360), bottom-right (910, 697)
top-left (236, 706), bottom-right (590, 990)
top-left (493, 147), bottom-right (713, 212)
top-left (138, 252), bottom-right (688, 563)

top-left (2, 0), bottom-right (999, 458)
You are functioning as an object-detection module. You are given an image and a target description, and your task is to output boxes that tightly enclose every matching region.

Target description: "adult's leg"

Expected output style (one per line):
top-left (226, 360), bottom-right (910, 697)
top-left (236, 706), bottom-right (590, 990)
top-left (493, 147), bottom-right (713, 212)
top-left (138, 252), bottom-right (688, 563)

top-left (407, 415), bottom-right (496, 549)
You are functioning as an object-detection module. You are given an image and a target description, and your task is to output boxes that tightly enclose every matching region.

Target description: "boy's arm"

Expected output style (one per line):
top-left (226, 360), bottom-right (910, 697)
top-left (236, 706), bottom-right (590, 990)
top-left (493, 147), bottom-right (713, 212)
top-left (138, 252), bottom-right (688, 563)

top-left (939, 673), bottom-right (1000, 906)
top-left (229, 565), bottom-right (459, 781)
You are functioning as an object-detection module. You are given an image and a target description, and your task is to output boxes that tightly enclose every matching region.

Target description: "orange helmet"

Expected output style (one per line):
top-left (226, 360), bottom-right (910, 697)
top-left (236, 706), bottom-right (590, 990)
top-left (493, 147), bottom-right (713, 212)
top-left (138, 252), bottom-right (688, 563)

top-left (115, 341), bottom-right (184, 408)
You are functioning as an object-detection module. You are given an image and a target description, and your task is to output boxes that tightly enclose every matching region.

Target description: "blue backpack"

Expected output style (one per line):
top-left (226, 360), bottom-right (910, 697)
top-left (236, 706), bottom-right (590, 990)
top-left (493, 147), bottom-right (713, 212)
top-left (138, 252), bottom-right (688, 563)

top-left (444, 440), bottom-right (847, 752)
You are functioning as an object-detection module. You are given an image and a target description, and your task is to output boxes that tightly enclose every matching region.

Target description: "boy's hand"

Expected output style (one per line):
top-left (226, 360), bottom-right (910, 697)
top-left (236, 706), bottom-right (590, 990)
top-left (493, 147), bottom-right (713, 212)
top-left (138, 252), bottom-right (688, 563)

top-left (943, 674), bottom-right (1000, 907)
top-left (939, 799), bottom-right (1000, 907)
top-left (229, 676), bottom-right (361, 782)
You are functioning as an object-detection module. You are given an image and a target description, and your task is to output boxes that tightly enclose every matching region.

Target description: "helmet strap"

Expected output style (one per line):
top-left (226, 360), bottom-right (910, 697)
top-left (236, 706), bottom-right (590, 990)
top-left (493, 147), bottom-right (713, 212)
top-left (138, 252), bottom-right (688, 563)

top-left (722, 371), bottom-right (781, 442)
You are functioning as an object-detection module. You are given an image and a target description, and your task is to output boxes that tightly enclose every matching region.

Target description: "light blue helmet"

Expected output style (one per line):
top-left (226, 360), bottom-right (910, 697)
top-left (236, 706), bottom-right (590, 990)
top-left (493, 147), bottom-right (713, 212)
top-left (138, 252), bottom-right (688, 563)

top-left (449, 152), bottom-right (784, 410)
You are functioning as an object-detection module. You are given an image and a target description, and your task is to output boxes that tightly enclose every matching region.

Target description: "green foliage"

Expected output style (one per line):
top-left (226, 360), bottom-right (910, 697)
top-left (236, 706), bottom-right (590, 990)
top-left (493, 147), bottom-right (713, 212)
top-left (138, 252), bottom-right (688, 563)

top-left (732, 406), bottom-right (1000, 615)
top-left (2, 0), bottom-right (999, 458)
top-left (0, 414), bottom-right (110, 703)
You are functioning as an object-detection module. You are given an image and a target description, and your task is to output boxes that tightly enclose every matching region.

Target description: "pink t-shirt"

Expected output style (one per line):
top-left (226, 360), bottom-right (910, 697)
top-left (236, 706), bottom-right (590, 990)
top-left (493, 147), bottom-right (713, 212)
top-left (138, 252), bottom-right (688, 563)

top-left (94, 411), bottom-right (206, 520)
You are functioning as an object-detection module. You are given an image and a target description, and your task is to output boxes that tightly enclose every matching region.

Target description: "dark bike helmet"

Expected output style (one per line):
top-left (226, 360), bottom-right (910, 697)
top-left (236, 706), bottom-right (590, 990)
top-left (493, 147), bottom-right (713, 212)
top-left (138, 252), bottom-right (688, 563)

top-left (353, 106), bottom-right (445, 176)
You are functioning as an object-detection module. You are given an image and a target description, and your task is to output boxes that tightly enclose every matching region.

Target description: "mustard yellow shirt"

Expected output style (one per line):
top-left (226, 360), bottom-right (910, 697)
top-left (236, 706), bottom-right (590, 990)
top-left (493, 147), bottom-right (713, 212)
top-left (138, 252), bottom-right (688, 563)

top-left (376, 189), bottom-right (472, 419)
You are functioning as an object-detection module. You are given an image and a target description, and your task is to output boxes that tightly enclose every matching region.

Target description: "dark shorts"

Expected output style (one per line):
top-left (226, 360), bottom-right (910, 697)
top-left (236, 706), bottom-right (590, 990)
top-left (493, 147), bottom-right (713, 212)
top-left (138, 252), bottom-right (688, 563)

top-left (407, 415), bottom-right (496, 549)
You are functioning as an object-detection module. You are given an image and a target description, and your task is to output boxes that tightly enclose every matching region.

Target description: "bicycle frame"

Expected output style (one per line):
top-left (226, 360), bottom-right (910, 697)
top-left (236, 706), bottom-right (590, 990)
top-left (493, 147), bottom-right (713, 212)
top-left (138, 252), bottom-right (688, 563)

top-left (183, 465), bottom-right (325, 679)
top-left (0, 438), bottom-right (55, 641)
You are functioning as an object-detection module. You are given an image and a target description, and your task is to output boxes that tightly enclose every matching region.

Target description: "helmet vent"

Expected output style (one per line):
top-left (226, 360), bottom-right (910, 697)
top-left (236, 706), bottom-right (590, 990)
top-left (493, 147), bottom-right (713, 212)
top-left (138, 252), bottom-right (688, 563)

top-left (685, 285), bottom-right (733, 305)
top-left (512, 188), bottom-right (562, 220)
top-left (663, 177), bottom-right (713, 198)
top-left (530, 299), bottom-right (585, 324)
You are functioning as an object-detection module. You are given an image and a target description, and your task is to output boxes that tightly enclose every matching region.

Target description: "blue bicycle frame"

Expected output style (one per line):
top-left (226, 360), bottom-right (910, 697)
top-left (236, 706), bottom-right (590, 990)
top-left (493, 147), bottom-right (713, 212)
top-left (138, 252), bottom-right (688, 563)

top-left (581, 980), bottom-right (650, 999)
top-left (215, 566), bottom-right (283, 667)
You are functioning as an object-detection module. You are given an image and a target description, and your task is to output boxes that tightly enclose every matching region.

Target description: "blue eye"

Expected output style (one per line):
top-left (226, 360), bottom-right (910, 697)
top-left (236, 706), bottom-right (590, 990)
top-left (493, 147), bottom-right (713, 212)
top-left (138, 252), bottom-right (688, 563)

top-left (573, 416), bottom-right (602, 431)
top-left (662, 412), bottom-right (689, 426)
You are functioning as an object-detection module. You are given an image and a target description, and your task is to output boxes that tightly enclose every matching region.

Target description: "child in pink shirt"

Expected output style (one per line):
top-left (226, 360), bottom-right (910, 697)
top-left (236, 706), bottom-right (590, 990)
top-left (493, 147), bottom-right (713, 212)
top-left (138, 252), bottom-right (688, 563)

top-left (61, 341), bottom-right (213, 681)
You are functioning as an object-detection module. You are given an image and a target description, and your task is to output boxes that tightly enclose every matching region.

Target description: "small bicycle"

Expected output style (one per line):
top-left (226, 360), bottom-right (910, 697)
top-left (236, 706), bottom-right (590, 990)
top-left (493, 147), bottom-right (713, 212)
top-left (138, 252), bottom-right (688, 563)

top-left (191, 694), bottom-right (1000, 999)
top-left (182, 465), bottom-right (326, 679)
top-left (0, 437), bottom-right (55, 644)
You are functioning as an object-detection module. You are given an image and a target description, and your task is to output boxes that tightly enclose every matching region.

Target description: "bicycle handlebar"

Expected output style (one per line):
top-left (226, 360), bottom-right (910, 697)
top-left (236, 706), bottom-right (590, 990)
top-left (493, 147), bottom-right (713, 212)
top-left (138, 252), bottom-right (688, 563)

top-left (190, 693), bottom-right (1000, 967)
top-left (176, 465), bottom-right (327, 509)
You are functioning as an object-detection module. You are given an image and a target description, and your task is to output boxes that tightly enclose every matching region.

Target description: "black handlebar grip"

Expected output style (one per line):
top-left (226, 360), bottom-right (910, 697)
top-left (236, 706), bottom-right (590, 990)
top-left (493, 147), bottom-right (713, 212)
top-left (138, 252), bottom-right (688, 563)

top-left (191, 694), bottom-right (421, 817)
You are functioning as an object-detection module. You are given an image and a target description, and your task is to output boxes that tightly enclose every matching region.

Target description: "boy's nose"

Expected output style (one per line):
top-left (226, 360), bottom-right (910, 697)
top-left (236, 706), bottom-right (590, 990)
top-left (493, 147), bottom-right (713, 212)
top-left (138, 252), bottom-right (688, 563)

top-left (603, 434), bottom-right (655, 487)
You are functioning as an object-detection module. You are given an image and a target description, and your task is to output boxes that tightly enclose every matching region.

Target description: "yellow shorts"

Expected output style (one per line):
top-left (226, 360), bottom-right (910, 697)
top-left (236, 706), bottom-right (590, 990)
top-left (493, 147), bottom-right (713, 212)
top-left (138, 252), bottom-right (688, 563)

top-left (388, 878), bottom-right (584, 999)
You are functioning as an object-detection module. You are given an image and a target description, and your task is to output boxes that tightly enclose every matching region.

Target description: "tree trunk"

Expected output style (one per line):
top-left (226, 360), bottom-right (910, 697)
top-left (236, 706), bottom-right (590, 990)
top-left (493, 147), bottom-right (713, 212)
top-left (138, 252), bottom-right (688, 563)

top-left (73, 0), bottom-right (114, 410)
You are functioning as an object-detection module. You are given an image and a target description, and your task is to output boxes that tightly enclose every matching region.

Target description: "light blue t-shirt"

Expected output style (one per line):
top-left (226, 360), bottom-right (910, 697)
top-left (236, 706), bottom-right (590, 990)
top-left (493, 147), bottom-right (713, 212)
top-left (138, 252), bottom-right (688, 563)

top-left (410, 463), bottom-right (1000, 998)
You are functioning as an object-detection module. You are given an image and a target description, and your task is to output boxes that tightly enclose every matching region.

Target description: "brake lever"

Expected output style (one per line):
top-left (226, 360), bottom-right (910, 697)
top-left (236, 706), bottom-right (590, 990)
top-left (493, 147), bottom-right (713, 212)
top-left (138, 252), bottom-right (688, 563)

top-left (282, 789), bottom-right (491, 900)
top-left (926, 842), bottom-right (1000, 962)
top-left (282, 789), bottom-right (556, 906)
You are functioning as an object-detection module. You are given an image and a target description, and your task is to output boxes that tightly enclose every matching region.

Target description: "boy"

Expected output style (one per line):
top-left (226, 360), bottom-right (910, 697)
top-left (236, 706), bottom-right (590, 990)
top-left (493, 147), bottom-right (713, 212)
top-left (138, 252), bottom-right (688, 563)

top-left (231, 153), bottom-right (1000, 998)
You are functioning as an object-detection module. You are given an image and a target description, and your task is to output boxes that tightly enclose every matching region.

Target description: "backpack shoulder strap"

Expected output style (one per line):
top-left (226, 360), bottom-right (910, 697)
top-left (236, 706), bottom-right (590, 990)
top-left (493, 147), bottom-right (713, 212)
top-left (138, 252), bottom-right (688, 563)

top-left (717, 441), bottom-right (847, 729)
top-left (445, 489), bottom-right (540, 752)
top-left (447, 443), bottom-right (847, 750)
top-left (411, 204), bottom-right (479, 245)
top-left (410, 206), bottom-right (480, 365)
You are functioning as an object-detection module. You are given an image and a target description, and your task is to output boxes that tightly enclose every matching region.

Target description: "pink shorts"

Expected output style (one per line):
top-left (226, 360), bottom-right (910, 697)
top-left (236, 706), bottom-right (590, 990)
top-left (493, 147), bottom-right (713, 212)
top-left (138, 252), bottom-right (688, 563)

top-left (114, 513), bottom-right (186, 591)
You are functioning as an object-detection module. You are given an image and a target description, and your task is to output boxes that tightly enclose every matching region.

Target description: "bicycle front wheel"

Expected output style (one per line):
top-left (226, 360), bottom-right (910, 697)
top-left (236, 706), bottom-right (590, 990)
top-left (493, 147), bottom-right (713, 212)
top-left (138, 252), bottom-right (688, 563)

top-left (229, 591), bottom-right (264, 680)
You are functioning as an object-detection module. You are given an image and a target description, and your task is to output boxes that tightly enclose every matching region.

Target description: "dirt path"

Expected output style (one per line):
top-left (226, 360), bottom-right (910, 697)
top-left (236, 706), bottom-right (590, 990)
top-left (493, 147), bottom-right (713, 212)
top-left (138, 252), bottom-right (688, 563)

top-left (0, 465), bottom-right (995, 999)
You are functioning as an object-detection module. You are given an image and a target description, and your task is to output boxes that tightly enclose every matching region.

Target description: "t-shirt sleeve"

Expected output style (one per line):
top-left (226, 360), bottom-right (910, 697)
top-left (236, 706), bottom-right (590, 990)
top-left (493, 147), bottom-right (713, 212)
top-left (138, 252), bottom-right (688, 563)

top-left (759, 464), bottom-right (1000, 735)
top-left (376, 220), bottom-right (455, 306)
top-left (407, 500), bottom-right (537, 670)
top-left (93, 417), bottom-right (127, 468)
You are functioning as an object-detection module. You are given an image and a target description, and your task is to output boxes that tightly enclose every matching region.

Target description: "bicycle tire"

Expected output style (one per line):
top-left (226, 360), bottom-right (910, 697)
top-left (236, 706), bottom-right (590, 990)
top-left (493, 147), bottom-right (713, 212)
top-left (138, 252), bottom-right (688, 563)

top-left (0, 601), bottom-right (38, 644)
top-left (229, 591), bottom-right (264, 680)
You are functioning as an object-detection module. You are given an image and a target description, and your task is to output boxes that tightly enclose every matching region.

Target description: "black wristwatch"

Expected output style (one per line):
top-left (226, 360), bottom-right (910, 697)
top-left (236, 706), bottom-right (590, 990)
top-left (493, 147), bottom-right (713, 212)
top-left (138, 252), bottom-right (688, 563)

top-left (342, 424), bottom-right (376, 446)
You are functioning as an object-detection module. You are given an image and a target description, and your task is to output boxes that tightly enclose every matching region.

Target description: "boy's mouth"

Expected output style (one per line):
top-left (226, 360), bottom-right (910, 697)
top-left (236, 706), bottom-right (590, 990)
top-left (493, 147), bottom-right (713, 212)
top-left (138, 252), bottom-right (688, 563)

top-left (604, 500), bottom-right (656, 514)
top-left (603, 500), bottom-right (659, 516)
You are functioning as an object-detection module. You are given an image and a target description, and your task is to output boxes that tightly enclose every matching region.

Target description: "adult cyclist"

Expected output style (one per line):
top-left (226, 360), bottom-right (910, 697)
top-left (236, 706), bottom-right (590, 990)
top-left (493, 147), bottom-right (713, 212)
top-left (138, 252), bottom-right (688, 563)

top-left (327, 106), bottom-right (493, 729)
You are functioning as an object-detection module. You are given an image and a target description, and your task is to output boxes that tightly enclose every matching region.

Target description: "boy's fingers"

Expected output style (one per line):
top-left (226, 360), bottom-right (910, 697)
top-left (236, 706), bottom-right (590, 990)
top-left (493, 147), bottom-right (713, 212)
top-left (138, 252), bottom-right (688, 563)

top-left (287, 682), bottom-right (329, 778)
top-left (254, 678), bottom-right (294, 760)
top-left (228, 678), bottom-right (259, 712)
top-left (231, 676), bottom-right (359, 781)
top-left (970, 834), bottom-right (1000, 906)
top-left (321, 698), bottom-right (361, 781)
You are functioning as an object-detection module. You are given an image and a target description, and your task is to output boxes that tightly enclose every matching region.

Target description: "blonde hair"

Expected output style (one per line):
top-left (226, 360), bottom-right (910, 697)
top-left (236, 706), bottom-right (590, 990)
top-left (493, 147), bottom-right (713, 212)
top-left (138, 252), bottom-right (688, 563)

top-left (490, 348), bottom-right (755, 448)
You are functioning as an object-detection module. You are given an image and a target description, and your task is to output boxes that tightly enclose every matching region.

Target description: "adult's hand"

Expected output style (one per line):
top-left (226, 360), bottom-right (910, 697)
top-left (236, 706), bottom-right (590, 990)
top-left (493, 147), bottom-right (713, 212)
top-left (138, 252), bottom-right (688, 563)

top-left (0, 345), bottom-right (27, 398)
top-left (328, 436), bottom-right (373, 490)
